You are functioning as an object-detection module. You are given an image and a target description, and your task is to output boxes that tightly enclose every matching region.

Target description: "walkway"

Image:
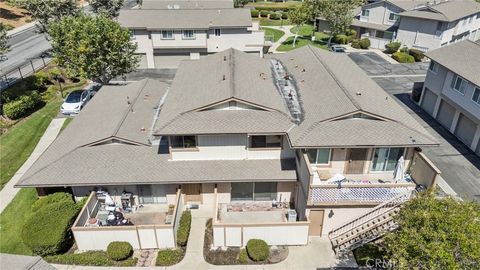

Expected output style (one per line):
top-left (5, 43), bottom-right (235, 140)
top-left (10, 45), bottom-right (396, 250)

top-left (264, 25), bottom-right (295, 53)
top-left (0, 118), bottom-right (65, 213)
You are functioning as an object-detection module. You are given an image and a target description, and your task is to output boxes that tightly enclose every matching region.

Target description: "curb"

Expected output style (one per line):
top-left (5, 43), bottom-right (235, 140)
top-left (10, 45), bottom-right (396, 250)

top-left (7, 21), bottom-right (38, 37)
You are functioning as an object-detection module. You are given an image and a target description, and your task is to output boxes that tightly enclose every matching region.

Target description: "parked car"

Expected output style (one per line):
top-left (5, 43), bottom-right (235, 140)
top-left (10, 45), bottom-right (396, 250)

top-left (329, 45), bottom-right (346, 53)
top-left (60, 90), bottom-right (93, 115)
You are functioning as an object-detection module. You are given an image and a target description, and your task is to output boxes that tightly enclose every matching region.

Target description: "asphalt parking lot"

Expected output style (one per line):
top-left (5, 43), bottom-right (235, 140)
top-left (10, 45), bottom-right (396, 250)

top-left (349, 52), bottom-right (480, 200)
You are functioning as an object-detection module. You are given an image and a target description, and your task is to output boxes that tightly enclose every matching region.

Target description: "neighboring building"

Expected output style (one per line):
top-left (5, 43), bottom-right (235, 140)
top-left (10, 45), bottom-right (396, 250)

top-left (396, 0), bottom-right (480, 51)
top-left (118, 0), bottom-right (265, 68)
top-left (419, 40), bottom-right (480, 155)
top-left (16, 47), bottom-right (439, 251)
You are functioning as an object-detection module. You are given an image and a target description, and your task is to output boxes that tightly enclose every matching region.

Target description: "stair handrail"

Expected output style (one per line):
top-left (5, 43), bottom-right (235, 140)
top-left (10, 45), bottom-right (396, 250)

top-left (329, 190), bottom-right (414, 240)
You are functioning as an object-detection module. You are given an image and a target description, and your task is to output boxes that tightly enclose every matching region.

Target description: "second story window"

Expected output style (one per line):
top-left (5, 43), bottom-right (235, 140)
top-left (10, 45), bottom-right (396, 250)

top-left (161, 30), bottom-right (173, 40)
top-left (249, 135), bottom-right (282, 148)
top-left (428, 61), bottom-right (439, 73)
top-left (214, 28), bottom-right (221, 36)
top-left (307, 148), bottom-right (331, 165)
top-left (451, 74), bottom-right (467, 95)
top-left (388, 13), bottom-right (399, 21)
top-left (182, 30), bottom-right (195, 39)
top-left (170, 136), bottom-right (196, 149)
top-left (361, 9), bottom-right (370, 17)
top-left (472, 88), bottom-right (480, 105)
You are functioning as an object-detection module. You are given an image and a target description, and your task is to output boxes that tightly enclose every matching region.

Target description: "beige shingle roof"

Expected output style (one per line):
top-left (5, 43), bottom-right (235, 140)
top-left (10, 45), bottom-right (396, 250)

top-left (425, 40), bottom-right (480, 87)
top-left (118, 8), bottom-right (252, 29)
top-left (141, 0), bottom-right (234, 9)
top-left (399, 0), bottom-right (480, 22)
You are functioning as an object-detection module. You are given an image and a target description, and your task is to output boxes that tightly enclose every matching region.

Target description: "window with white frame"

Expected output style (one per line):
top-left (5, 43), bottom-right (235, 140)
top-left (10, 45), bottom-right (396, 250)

top-left (371, 148), bottom-right (404, 171)
top-left (451, 74), bottom-right (467, 94)
top-left (361, 9), bottom-right (370, 17)
top-left (472, 87), bottom-right (480, 105)
top-left (170, 136), bottom-right (196, 149)
top-left (182, 30), bottom-right (195, 39)
top-left (428, 61), bottom-right (439, 73)
top-left (306, 148), bottom-right (331, 165)
top-left (214, 28), bottom-right (221, 36)
top-left (161, 30), bottom-right (173, 39)
top-left (388, 13), bottom-right (399, 21)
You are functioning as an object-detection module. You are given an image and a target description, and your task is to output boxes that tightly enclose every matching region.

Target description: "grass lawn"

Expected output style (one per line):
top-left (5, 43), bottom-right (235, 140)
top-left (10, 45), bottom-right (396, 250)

top-left (290, 24), bottom-right (315, 36)
top-left (0, 188), bottom-right (37, 255)
top-left (60, 117), bottom-right (73, 132)
top-left (256, 18), bottom-right (291, 26)
top-left (0, 100), bottom-right (62, 190)
top-left (277, 32), bottom-right (330, 52)
top-left (262, 27), bottom-right (285, 42)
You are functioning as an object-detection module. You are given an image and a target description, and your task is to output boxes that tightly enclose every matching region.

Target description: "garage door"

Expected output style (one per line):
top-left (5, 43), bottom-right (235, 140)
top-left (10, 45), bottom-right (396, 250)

top-left (136, 54), bottom-right (148, 69)
top-left (436, 100), bottom-right (455, 129)
top-left (154, 53), bottom-right (190, 68)
top-left (421, 88), bottom-right (438, 116)
top-left (454, 114), bottom-right (477, 148)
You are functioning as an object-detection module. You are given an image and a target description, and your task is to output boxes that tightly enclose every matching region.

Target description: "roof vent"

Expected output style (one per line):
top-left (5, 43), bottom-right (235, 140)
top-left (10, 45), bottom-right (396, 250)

top-left (222, 74), bottom-right (226, 81)
top-left (140, 127), bottom-right (146, 132)
top-left (356, 92), bottom-right (362, 96)
top-left (218, 9), bottom-right (221, 14)
top-left (173, 4), bottom-right (180, 9)
top-left (144, 94), bottom-right (149, 101)
top-left (126, 96), bottom-right (131, 105)
top-left (224, 56), bottom-right (227, 61)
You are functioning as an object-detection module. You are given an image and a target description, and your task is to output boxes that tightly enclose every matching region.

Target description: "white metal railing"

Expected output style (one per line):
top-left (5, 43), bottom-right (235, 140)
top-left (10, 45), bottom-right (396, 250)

top-left (311, 184), bottom-right (415, 204)
top-left (328, 190), bottom-right (414, 239)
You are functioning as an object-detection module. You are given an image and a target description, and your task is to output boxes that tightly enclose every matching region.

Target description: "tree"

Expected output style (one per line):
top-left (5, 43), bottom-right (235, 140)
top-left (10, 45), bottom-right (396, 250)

top-left (383, 191), bottom-right (480, 269)
top-left (310, 0), bottom-right (363, 46)
top-left (288, 6), bottom-right (309, 47)
top-left (0, 23), bottom-right (10, 58)
top-left (48, 14), bottom-right (139, 84)
top-left (12, 0), bottom-right (79, 32)
top-left (87, 0), bottom-right (124, 17)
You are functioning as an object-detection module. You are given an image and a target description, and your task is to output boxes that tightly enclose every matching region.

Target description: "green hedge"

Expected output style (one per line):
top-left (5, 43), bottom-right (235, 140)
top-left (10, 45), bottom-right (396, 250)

top-left (156, 249), bottom-right (184, 266)
top-left (253, 6), bottom-right (292, 12)
top-left (176, 210), bottom-right (192, 246)
top-left (107, 242), bottom-right (133, 261)
top-left (408, 48), bottom-right (425, 62)
top-left (21, 193), bottom-right (80, 256)
top-left (259, 10), bottom-right (270, 18)
top-left (351, 39), bottom-right (361, 49)
top-left (250, 9), bottom-right (259, 18)
top-left (31, 192), bottom-right (73, 213)
top-left (238, 248), bottom-right (249, 264)
top-left (3, 91), bottom-right (44, 120)
top-left (334, 34), bottom-right (348, 44)
top-left (45, 251), bottom-right (137, 266)
top-left (392, 52), bottom-right (415, 63)
top-left (385, 41), bottom-right (401, 53)
top-left (269, 12), bottom-right (281, 20)
top-left (281, 12), bottom-right (288, 20)
top-left (359, 38), bottom-right (371, 49)
top-left (246, 239), bottom-right (269, 262)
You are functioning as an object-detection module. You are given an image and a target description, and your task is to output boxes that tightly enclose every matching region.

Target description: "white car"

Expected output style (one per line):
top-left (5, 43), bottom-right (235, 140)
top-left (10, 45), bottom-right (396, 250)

top-left (60, 89), bottom-right (92, 115)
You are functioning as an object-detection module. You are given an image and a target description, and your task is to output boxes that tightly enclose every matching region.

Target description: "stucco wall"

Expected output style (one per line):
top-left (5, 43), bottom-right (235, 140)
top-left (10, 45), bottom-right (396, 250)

top-left (397, 17), bottom-right (441, 50)
top-left (307, 207), bottom-right (375, 236)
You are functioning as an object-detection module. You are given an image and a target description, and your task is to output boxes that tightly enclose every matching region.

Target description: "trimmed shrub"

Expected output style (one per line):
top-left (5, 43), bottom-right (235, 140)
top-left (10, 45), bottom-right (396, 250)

top-left (238, 248), bottom-right (249, 264)
top-left (351, 39), bottom-right (361, 49)
top-left (408, 48), bottom-right (425, 62)
top-left (281, 12), bottom-right (288, 19)
top-left (252, 6), bottom-right (291, 12)
top-left (32, 71), bottom-right (51, 90)
top-left (176, 210), bottom-right (192, 246)
top-left (334, 34), bottom-right (348, 44)
top-left (385, 41), bottom-right (401, 53)
top-left (3, 91), bottom-right (44, 120)
top-left (392, 52), bottom-right (415, 63)
top-left (400, 46), bottom-right (409, 53)
top-left (259, 10), bottom-right (270, 18)
top-left (45, 251), bottom-right (137, 266)
top-left (269, 12), bottom-right (281, 20)
top-left (156, 249), bottom-right (184, 266)
top-left (107, 242), bottom-right (133, 261)
top-left (22, 200), bottom-right (80, 256)
top-left (346, 29), bottom-right (357, 37)
top-left (31, 192), bottom-right (73, 213)
top-left (250, 9), bottom-right (259, 18)
top-left (246, 239), bottom-right (269, 262)
top-left (358, 38), bottom-right (371, 49)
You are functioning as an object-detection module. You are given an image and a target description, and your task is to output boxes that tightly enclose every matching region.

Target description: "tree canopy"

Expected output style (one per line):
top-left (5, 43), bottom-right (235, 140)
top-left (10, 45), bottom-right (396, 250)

top-left (288, 6), bottom-right (309, 47)
top-left (87, 0), bottom-right (125, 17)
top-left (0, 23), bottom-right (10, 57)
top-left (48, 13), bottom-right (138, 84)
top-left (383, 191), bottom-right (480, 269)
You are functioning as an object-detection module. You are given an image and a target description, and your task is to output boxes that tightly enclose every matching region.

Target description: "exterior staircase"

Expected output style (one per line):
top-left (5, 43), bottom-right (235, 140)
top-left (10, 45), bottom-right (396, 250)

top-left (328, 190), bottom-right (415, 254)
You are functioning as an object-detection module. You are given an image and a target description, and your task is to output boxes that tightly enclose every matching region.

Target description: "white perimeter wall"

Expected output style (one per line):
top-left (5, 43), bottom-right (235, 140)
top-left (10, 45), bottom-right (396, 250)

top-left (307, 207), bottom-right (375, 236)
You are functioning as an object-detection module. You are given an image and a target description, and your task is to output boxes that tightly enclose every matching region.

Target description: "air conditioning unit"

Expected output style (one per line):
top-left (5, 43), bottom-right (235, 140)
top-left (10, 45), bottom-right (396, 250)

top-left (287, 209), bottom-right (297, 222)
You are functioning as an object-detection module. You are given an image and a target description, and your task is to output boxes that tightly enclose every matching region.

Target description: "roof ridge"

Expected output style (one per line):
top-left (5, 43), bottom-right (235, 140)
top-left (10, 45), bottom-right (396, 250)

top-left (307, 46), bottom-right (362, 110)
top-left (111, 79), bottom-right (149, 137)
top-left (230, 49), bottom-right (235, 97)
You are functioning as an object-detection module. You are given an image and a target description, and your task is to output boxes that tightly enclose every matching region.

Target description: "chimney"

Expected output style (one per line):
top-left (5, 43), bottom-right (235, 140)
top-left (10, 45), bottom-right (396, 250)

top-left (222, 74), bottom-right (226, 81)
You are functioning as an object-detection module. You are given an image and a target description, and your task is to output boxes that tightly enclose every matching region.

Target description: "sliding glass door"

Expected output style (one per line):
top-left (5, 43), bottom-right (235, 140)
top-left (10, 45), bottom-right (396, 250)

top-left (371, 148), bottom-right (404, 172)
top-left (231, 182), bottom-right (277, 201)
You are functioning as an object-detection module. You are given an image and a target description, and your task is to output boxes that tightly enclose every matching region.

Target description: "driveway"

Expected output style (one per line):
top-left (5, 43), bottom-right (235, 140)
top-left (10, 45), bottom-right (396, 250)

top-left (348, 52), bottom-right (480, 200)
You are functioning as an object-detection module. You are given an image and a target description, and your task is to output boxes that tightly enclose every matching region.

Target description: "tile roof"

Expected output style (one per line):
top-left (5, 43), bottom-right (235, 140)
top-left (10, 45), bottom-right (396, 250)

top-left (118, 8), bottom-right (252, 29)
top-left (425, 40), bottom-right (480, 86)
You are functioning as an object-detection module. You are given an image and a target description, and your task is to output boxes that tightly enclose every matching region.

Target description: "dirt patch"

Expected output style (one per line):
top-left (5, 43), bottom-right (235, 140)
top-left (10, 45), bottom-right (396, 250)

top-left (203, 218), bottom-right (288, 265)
top-left (0, 2), bottom-right (32, 29)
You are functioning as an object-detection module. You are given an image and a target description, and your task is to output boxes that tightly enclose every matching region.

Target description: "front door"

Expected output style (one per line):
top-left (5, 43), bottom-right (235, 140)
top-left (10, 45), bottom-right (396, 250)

top-left (183, 184), bottom-right (202, 203)
top-left (309, 210), bottom-right (325, 236)
top-left (345, 148), bottom-right (368, 174)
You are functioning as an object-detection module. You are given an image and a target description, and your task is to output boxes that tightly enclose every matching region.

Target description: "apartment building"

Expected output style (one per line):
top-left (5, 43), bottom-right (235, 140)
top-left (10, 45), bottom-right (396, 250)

top-left (118, 0), bottom-right (265, 68)
top-left (16, 47), bottom-right (440, 251)
top-left (396, 0), bottom-right (480, 51)
top-left (419, 40), bottom-right (480, 155)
